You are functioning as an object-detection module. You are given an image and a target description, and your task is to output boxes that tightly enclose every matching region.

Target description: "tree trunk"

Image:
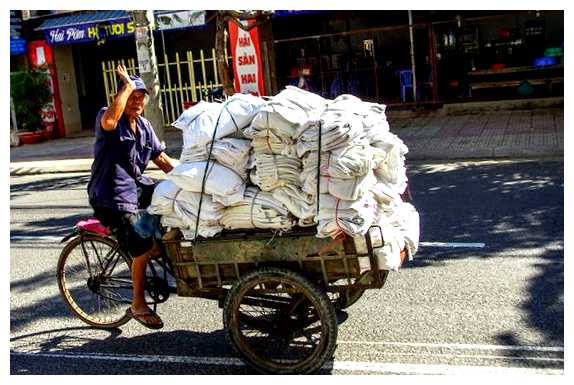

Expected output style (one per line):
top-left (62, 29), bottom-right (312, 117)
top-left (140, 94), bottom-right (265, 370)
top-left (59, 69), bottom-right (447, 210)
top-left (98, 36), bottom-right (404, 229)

top-left (216, 13), bottom-right (235, 97)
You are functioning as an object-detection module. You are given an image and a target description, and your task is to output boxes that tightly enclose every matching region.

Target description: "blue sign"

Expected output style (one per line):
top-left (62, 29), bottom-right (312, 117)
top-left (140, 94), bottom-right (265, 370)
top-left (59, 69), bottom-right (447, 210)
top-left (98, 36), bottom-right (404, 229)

top-left (10, 38), bottom-right (27, 55)
top-left (44, 19), bottom-right (133, 46)
top-left (10, 10), bottom-right (26, 55)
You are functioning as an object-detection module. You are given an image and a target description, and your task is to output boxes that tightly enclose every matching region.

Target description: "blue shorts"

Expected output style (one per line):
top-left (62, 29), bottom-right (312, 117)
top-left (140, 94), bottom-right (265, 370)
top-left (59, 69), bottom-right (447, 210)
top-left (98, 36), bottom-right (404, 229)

top-left (92, 207), bottom-right (158, 257)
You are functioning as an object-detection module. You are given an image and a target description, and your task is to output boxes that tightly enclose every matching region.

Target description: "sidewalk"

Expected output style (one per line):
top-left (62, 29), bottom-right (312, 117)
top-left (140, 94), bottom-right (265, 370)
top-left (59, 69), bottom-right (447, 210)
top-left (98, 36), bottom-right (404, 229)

top-left (10, 98), bottom-right (564, 176)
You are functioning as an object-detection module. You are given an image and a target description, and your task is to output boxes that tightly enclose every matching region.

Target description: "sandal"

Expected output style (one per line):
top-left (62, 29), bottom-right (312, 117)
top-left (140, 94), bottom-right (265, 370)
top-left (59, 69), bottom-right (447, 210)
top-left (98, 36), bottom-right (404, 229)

top-left (126, 307), bottom-right (164, 330)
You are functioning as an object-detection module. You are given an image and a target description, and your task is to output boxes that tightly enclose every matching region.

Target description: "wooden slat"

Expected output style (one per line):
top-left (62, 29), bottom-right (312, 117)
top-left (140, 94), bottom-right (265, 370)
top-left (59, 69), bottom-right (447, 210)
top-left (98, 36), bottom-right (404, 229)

top-left (102, 61), bottom-right (111, 105)
top-left (187, 51), bottom-right (197, 102)
top-left (200, 49), bottom-right (208, 99)
top-left (163, 53), bottom-right (176, 125)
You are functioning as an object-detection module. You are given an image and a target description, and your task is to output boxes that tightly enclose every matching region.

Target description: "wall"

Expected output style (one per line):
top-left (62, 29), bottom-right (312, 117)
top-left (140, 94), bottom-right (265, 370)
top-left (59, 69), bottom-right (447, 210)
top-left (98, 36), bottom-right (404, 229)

top-left (53, 45), bottom-right (82, 135)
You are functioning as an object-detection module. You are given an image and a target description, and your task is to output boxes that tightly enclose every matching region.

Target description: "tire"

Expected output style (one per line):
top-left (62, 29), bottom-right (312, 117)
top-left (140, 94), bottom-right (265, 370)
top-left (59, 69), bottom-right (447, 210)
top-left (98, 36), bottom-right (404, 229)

top-left (57, 235), bottom-right (133, 328)
top-left (223, 267), bottom-right (338, 374)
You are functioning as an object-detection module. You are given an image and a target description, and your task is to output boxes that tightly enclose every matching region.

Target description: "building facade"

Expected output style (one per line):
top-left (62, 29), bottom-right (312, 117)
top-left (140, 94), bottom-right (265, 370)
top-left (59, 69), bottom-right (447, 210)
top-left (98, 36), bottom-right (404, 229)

top-left (12, 10), bottom-right (564, 141)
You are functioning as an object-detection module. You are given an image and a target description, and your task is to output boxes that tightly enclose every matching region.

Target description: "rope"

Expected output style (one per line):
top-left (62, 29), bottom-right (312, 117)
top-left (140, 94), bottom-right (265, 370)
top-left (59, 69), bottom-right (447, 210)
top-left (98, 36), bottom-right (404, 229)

top-left (265, 109), bottom-right (273, 153)
top-left (249, 189), bottom-right (260, 228)
top-left (222, 103), bottom-right (240, 134)
top-left (316, 120), bottom-right (322, 215)
top-left (333, 198), bottom-right (347, 240)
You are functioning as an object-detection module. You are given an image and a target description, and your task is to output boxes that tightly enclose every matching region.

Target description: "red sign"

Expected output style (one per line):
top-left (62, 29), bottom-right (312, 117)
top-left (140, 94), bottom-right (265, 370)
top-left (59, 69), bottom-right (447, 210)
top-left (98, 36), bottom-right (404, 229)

top-left (27, 40), bottom-right (65, 139)
top-left (228, 20), bottom-right (266, 96)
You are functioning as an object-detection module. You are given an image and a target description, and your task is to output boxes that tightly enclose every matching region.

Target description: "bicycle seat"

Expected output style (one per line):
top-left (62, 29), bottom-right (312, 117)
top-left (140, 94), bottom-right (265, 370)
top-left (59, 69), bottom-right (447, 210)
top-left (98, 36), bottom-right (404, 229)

top-left (76, 218), bottom-right (112, 236)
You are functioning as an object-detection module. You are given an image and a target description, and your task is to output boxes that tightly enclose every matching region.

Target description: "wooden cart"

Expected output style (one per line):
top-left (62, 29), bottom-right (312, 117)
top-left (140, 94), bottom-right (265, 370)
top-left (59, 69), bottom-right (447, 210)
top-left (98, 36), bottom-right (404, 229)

top-left (161, 225), bottom-right (406, 374)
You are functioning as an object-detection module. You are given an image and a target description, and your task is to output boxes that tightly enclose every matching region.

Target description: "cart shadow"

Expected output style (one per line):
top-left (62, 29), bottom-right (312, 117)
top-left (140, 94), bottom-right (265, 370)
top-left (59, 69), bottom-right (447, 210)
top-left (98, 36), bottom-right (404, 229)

top-left (11, 326), bottom-right (336, 375)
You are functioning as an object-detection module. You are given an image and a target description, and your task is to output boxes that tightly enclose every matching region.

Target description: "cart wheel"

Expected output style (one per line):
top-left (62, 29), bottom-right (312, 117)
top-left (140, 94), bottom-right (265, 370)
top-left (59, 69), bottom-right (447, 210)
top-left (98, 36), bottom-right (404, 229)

top-left (223, 267), bottom-right (338, 374)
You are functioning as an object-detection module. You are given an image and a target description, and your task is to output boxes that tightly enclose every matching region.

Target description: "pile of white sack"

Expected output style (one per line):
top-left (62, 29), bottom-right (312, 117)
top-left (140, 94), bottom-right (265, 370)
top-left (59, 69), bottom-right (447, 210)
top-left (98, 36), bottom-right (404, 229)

top-left (147, 86), bottom-right (420, 270)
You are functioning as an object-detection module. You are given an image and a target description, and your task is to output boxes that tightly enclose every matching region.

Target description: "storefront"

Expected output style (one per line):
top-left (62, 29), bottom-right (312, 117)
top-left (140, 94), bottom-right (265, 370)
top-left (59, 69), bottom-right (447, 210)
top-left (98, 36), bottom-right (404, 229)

top-left (29, 10), bottom-right (212, 135)
top-left (269, 10), bottom-right (563, 106)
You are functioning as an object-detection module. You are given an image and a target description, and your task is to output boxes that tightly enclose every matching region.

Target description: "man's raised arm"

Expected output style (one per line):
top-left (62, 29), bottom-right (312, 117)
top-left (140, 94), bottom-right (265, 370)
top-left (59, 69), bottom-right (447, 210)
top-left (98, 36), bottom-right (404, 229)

top-left (100, 64), bottom-right (135, 131)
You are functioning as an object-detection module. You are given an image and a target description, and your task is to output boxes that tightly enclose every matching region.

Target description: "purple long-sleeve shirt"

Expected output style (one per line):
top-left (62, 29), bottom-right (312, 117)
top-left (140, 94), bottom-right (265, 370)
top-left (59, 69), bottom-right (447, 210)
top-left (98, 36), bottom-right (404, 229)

top-left (87, 107), bottom-right (164, 213)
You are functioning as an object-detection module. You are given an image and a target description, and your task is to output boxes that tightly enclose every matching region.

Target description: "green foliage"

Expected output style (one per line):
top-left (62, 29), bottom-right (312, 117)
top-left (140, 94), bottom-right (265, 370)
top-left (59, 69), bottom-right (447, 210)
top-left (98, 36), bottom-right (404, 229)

top-left (10, 68), bottom-right (53, 132)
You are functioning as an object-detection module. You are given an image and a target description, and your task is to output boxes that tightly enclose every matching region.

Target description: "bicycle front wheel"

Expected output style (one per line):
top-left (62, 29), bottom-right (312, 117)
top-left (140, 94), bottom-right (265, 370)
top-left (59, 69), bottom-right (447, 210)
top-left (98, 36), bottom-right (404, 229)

top-left (57, 234), bottom-right (133, 328)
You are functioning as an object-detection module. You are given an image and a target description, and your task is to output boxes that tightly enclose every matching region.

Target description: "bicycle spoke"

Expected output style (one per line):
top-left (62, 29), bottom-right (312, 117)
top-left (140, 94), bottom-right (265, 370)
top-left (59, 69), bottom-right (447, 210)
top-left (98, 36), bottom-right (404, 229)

top-left (59, 236), bottom-right (133, 327)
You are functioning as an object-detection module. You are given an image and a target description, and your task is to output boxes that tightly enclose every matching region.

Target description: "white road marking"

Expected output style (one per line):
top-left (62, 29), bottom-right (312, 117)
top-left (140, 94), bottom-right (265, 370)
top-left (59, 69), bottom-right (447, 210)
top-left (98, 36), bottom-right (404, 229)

top-left (328, 361), bottom-right (563, 375)
top-left (10, 235), bottom-right (63, 243)
top-left (420, 242), bottom-right (486, 248)
top-left (10, 351), bottom-right (563, 375)
top-left (337, 340), bottom-right (564, 353)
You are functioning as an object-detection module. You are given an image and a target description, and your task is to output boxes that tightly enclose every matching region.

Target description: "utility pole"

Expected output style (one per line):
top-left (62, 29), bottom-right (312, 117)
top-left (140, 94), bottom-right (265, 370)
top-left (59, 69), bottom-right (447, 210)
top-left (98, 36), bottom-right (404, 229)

top-left (132, 10), bottom-right (164, 142)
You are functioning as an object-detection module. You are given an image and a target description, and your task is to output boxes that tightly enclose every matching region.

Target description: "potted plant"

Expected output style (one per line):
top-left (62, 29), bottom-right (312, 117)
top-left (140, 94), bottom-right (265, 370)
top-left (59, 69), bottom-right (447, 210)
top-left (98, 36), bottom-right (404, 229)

top-left (10, 67), bottom-right (53, 144)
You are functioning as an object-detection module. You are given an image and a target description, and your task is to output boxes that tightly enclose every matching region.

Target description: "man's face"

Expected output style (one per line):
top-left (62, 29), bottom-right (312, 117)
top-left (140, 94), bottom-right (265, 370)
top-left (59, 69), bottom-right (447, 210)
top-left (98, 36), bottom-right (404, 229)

top-left (125, 90), bottom-right (147, 116)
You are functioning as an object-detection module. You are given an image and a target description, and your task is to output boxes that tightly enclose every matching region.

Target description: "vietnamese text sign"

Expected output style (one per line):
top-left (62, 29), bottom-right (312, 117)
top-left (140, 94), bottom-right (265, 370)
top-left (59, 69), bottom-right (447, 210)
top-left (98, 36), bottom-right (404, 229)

top-left (44, 19), bottom-right (135, 45)
top-left (43, 11), bottom-right (207, 46)
top-left (228, 20), bottom-right (266, 96)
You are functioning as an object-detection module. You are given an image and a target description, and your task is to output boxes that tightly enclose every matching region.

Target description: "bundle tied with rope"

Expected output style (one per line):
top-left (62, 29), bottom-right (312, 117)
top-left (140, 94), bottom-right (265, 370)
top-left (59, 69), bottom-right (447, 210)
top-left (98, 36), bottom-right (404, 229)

top-left (147, 86), bottom-right (419, 268)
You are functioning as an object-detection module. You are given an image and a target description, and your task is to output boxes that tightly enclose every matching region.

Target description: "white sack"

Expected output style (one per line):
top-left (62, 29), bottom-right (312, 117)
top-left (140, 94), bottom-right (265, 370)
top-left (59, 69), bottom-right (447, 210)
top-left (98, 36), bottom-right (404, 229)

top-left (301, 172), bottom-right (377, 201)
top-left (168, 161), bottom-right (245, 205)
top-left (147, 180), bottom-right (181, 216)
top-left (180, 138), bottom-right (251, 179)
top-left (250, 154), bottom-right (302, 191)
top-left (315, 192), bottom-right (378, 238)
top-left (272, 184), bottom-right (316, 221)
top-left (301, 145), bottom-right (374, 179)
top-left (172, 94), bottom-right (264, 147)
top-left (220, 187), bottom-right (295, 230)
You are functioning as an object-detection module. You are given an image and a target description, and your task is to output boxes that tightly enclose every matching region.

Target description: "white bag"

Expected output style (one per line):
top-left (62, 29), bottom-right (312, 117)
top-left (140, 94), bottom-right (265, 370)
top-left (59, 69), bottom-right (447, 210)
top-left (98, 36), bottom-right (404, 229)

top-left (172, 94), bottom-right (264, 147)
top-left (180, 138), bottom-right (251, 179)
top-left (168, 161), bottom-right (245, 205)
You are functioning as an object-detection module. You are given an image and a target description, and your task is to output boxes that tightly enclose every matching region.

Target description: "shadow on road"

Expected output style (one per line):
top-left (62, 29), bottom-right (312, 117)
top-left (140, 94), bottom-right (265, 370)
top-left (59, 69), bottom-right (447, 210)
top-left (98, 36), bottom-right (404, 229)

top-left (10, 325), bottom-right (336, 375)
top-left (405, 160), bottom-right (564, 345)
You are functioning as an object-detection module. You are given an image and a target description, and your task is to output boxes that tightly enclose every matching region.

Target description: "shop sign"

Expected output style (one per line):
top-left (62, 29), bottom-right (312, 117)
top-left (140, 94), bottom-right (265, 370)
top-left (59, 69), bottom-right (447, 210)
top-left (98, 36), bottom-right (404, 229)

top-left (155, 10), bottom-right (205, 31)
top-left (228, 20), bottom-right (266, 96)
top-left (43, 11), bottom-right (206, 46)
top-left (10, 10), bottom-right (27, 55)
top-left (44, 19), bottom-right (135, 45)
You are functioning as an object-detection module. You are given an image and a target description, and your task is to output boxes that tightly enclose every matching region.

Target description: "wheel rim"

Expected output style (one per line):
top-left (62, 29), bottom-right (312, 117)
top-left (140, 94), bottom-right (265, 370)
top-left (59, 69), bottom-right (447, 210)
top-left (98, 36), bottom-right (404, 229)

top-left (232, 277), bottom-right (328, 371)
top-left (59, 237), bottom-right (132, 326)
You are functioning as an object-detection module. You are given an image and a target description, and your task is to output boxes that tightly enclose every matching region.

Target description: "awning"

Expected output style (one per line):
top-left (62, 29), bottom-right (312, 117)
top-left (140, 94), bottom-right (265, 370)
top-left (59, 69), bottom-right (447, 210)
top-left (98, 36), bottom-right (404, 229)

top-left (36, 10), bottom-right (207, 46)
top-left (35, 10), bottom-right (129, 31)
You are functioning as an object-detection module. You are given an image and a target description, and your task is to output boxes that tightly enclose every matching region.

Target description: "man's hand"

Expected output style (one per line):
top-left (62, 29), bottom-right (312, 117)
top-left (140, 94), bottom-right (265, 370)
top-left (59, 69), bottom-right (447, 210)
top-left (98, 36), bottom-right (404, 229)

top-left (116, 64), bottom-right (136, 92)
top-left (100, 64), bottom-right (136, 131)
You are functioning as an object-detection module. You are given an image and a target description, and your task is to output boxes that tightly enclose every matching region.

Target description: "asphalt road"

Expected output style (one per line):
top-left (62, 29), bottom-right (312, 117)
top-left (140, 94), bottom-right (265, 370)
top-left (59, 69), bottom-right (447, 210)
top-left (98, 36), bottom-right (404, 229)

top-left (9, 159), bottom-right (564, 375)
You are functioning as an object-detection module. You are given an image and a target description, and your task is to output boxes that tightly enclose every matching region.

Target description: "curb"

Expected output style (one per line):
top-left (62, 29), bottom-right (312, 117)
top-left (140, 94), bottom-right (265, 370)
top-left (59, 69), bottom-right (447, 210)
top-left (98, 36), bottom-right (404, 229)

top-left (10, 159), bottom-right (160, 176)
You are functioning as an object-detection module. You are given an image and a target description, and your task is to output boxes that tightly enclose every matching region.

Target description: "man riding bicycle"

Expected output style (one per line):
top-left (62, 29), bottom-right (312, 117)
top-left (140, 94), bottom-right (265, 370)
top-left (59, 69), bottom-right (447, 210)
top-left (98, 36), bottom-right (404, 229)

top-left (87, 64), bottom-right (177, 329)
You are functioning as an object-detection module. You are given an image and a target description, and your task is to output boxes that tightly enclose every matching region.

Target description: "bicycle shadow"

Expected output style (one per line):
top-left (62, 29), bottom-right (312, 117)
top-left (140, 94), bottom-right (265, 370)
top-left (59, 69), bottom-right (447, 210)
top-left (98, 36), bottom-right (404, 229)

top-left (11, 325), bottom-right (336, 375)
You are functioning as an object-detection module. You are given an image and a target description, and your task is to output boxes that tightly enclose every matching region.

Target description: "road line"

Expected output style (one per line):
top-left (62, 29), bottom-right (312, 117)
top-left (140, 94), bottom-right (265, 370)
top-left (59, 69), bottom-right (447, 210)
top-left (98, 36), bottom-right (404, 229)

top-left (345, 351), bottom-right (563, 362)
top-left (420, 242), bottom-right (486, 248)
top-left (10, 235), bottom-right (63, 243)
top-left (337, 340), bottom-right (564, 352)
top-left (328, 361), bottom-right (563, 375)
top-left (10, 351), bottom-right (562, 375)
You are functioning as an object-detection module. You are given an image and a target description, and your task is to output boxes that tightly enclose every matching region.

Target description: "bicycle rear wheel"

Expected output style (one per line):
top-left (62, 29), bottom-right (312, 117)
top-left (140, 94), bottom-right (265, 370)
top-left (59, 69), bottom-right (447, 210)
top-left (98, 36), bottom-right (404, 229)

top-left (57, 234), bottom-right (133, 328)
